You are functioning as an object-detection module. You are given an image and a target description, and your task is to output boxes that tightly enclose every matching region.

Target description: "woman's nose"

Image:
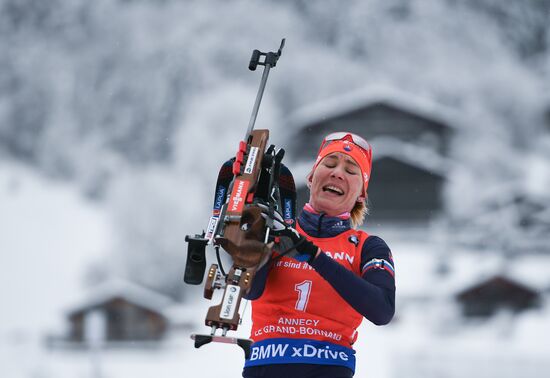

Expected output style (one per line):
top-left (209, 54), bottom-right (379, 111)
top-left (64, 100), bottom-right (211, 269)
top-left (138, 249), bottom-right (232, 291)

top-left (330, 165), bottom-right (345, 179)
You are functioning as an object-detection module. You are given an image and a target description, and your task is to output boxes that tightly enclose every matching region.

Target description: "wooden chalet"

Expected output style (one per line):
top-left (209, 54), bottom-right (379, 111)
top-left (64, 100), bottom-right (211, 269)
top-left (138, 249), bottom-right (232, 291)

top-left (66, 279), bottom-right (174, 343)
top-left (456, 275), bottom-right (541, 318)
top-left (287, 87), bottom-right (456, 223)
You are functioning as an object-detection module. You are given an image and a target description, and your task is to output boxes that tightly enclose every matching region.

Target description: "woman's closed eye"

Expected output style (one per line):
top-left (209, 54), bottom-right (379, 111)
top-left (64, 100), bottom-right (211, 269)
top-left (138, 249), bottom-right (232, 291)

top-left (323, 162), bottom-right (358, 175)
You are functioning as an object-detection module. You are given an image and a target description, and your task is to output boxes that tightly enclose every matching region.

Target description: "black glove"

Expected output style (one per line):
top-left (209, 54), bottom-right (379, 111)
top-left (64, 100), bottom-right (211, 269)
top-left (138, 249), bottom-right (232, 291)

top-left (274, 226), bottom-right (319, 263)
top-left (257, 203), bottom-right (319, 263)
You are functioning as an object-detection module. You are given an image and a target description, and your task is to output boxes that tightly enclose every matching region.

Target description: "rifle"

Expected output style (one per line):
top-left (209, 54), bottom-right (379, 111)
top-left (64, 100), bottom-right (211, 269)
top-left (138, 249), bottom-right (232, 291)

top-left (183, 39), bottom-right (295, 359)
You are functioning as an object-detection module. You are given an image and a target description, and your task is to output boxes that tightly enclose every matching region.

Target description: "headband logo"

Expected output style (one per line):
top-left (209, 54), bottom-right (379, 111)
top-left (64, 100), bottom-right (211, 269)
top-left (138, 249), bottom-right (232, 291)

top-left (342, 141), bottom-right (352, 152)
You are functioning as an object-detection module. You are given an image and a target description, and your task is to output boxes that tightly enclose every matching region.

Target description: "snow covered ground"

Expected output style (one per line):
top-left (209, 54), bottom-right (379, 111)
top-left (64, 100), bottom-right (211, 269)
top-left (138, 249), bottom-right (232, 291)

top-left (3, 303), bottom-right (549, 378)
top-left (1, 162), bottom-right (549, 378)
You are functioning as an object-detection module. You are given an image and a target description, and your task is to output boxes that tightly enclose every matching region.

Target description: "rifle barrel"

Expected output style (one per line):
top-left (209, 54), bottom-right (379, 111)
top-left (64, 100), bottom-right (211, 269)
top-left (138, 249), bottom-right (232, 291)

top-left (245, 64), bottom-right (271, 141)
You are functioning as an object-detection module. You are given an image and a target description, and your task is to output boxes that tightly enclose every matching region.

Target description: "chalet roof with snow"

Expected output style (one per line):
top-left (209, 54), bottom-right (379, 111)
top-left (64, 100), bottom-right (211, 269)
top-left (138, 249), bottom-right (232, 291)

top-left (396, 249), bottom-right (550, 302)
top-left (288, 85), bottom-right (460, 132)
top-left (66, 278), bottom-right (175, 317)
top-left (456, 275), bottom-right (538, 299)
top-left (444, 253), bottom-right (550, 296)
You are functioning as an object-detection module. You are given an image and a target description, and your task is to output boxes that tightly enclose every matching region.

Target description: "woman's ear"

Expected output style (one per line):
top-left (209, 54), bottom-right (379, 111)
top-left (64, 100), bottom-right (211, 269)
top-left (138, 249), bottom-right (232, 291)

top-left (357, 196), bottom-right (365, 203)
top-left (306, 172), bottom-right (313, 188)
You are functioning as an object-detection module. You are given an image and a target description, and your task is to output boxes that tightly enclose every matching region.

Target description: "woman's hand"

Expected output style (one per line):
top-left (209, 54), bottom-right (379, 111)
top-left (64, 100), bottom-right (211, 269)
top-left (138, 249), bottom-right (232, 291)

top-left (256, 203), bottom-right (320, 263)
top-left (273, 227), bottom-right (320, 263)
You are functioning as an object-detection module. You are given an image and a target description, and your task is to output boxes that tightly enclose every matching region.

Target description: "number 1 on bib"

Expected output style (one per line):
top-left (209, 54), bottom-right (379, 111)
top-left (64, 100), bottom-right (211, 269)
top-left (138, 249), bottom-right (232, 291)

top-left (294, 280), bottom-right (312, 311)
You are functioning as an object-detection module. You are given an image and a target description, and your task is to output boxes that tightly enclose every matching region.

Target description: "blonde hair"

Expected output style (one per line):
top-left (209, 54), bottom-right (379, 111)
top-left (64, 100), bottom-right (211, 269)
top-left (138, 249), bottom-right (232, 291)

top-left (350, 198), bottom-right (369, 228)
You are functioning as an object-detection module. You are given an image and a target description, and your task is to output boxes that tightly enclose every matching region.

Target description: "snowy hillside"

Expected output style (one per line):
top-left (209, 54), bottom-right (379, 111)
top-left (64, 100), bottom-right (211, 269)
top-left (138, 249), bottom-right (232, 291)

top-left (0, 162), bottom-right (110, 337)
top-left (2, 0), bottom-right (550, 290)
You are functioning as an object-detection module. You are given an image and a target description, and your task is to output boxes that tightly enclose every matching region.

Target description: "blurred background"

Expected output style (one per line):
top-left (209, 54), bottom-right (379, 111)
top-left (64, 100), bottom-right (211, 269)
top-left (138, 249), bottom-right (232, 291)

top-left (1, 0), bottom-right (550, 377)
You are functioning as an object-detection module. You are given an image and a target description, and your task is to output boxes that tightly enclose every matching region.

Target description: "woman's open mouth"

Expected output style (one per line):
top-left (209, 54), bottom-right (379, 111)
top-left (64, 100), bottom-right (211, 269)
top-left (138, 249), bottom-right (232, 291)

top-left (322, 185), bottom-right (344, 196)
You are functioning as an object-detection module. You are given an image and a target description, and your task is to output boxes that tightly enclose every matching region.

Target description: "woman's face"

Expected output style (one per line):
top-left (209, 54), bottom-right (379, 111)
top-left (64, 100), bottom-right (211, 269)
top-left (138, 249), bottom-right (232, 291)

top-left (308, 152), bottom-right (364, 216)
